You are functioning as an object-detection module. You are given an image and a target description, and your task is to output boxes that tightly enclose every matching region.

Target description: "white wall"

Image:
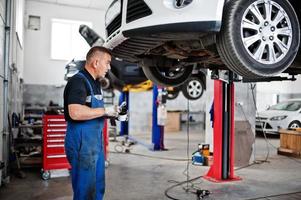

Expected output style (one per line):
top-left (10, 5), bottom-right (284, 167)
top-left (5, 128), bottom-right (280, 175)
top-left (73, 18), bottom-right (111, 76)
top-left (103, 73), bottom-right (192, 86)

top-left (256, 75), bottom-right (301, 111)
top-left (24, 0), bottom-right (105, 85)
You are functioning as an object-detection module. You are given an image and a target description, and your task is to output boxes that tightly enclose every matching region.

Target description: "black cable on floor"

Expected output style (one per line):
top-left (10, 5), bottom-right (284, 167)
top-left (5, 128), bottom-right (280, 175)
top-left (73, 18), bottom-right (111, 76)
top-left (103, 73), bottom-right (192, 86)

top-left (164, 175), bottom-right (204, 200)
top-left (181, 99), bottom-right (197, 192)
top-left (165, 99), bottom-right (210, 200)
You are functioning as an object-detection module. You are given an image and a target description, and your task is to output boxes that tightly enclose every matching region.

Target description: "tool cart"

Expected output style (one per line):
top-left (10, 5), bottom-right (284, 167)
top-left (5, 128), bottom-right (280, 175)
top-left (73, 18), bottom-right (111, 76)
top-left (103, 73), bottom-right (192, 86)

top-left (42, 115), bottom-right (71, 180)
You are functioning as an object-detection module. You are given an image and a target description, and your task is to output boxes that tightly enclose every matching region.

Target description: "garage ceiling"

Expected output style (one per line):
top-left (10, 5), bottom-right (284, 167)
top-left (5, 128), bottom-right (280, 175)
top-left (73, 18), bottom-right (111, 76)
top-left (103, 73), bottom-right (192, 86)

top-left (28, 0), bottom-right (111, 10)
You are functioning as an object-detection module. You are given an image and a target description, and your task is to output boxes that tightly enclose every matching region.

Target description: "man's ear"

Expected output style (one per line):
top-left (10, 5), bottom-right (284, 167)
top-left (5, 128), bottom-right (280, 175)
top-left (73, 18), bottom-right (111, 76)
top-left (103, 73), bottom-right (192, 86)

top-left (92, 59), bottom-right (98, 69)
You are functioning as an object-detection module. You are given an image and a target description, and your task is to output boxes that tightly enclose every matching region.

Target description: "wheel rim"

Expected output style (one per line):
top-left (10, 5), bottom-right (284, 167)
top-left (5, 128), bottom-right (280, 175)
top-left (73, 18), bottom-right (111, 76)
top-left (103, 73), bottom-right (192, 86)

top-left (241, 0), bottom-right (292, 65)
top-left (290, 123), bottom-right (300, 129)
top-left (187, 80), bottom-right (203, 98)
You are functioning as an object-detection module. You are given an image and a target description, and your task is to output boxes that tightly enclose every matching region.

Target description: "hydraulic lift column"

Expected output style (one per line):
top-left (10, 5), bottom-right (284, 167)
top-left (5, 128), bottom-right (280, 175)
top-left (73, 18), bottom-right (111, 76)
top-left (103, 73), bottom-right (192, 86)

top-left (119, 91), bottom-right (129, 136)
top-left (118, 86), bottom-right (165, 151)
top-left (204, 71), bottom-right (240, 182)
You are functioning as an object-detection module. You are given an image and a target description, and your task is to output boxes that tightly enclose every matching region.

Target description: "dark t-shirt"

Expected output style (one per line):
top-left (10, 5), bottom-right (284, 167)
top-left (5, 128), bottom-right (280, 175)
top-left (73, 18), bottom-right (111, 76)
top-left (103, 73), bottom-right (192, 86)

top-left (63, 69), bottom-right (103, 122)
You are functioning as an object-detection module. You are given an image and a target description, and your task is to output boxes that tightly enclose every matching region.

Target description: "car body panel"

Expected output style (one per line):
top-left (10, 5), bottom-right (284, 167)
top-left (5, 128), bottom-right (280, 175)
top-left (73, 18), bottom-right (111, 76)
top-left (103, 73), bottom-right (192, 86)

top-left (105, 0), bottom-right (225, 49)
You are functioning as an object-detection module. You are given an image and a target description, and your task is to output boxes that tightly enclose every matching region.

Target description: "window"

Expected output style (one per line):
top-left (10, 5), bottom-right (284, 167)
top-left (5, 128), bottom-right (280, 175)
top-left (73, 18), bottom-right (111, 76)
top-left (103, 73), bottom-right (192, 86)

top-left (269, 101), bottom-right (301, 111)
top-left (51, 19), bottom-right (92, 60)
top-left (16, 0), bottom-right (25, 47)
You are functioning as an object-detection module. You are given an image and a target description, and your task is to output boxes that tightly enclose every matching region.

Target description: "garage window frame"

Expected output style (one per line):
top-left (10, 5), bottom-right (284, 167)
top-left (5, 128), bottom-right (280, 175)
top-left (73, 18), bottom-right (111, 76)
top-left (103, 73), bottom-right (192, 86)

top-left (50, 18), bottom-right (93, 61)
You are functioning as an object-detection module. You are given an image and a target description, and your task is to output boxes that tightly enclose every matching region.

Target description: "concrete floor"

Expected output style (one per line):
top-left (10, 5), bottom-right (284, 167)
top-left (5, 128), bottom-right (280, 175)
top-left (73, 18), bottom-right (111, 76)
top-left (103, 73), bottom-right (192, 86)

top-left (0, 130), bottom-right (301, 200)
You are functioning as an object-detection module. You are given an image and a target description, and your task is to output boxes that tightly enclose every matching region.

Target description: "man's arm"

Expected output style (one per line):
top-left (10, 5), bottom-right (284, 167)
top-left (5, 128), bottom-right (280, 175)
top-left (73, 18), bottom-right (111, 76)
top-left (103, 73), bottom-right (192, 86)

top-left (68, 104), bottom-right (105, 121)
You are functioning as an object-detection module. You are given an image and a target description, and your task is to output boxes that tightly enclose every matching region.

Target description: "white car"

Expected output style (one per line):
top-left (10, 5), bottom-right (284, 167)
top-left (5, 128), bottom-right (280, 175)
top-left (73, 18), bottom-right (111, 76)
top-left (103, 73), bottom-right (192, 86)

top-left (256, 99), bottom-right (301, 134)
top-left (104, 0), bottom-right (301, 87)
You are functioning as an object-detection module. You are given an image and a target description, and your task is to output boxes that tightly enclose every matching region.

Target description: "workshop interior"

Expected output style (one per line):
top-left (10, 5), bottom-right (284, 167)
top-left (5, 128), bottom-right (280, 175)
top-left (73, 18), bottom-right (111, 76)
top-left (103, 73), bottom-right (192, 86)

top-left (0, 0), bottom-right (301, 199)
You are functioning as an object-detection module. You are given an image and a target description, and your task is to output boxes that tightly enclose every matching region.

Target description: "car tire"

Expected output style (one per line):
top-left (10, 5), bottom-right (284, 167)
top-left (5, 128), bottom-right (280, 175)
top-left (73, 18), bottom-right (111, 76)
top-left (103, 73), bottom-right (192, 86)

top-left (142, 65), bottom-right (193, 87)
top-left (181, 76), bottom-right (205, 100)
top-left (99, 77), bottom-right (111, 90)
top-left (217, 0), bottom-right (300, 78)
top-left (288, 120), bottom-right (301, 129)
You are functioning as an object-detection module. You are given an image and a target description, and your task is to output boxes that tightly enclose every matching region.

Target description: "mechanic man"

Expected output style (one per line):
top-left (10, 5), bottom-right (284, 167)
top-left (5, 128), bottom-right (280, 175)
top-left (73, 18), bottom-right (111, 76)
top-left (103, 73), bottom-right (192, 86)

top-left (64, 46), bottom-right (116, 200)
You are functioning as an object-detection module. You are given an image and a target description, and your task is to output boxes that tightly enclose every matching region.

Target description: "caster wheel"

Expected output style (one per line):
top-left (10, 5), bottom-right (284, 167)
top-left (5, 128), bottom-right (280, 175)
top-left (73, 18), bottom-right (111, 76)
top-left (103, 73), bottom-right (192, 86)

top-left (41, 170), bottom-right (51, 180)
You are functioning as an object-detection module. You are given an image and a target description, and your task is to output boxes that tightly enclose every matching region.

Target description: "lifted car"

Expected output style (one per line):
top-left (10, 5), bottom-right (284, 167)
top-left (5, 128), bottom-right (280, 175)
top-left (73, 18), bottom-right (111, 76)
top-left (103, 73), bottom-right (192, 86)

top-left (104, 0), bottom-right (301, 86)
top-left (67, 25), bottom-right (207, 100)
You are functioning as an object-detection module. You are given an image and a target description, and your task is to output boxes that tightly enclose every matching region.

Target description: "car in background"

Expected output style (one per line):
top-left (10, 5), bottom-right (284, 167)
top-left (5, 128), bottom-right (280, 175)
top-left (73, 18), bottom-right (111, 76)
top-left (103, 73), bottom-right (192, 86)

top-left (104, 0), bottom-right (301, 87)
top-left (256, 99), bottom-right (301, 134)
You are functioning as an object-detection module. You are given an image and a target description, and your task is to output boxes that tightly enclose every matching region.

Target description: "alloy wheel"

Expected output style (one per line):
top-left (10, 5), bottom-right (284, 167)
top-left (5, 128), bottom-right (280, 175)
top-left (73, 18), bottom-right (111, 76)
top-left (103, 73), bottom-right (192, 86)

top-left (241, 0), bottom-right (292, 64)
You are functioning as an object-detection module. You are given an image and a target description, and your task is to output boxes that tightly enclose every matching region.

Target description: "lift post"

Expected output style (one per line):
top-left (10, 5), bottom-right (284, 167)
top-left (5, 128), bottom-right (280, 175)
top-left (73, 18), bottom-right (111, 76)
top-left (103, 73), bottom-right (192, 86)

top-left (204, 71), bottom-right (241, 182)
top-left (119, 91), bottom-right (129, 136)
top-left (118, 87), bottom-right (165, 151)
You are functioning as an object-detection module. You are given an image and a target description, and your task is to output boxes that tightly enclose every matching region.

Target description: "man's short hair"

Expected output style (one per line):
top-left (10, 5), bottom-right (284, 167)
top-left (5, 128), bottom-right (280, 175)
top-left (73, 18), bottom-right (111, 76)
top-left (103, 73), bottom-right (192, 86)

top-left (86, 46), bottom-right (112, 62)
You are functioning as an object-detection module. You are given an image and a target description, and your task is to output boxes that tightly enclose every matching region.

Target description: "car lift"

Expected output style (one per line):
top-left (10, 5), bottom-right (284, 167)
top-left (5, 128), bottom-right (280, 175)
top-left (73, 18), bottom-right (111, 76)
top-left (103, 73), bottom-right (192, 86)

top-left (204, 70), bottom-right (241, 182)
top-left (204, 71), bottom-right (297, 182)
top-left (119, 91), bottom-right (129, 137)
top-left (118, 85), bottom-right (165, 151)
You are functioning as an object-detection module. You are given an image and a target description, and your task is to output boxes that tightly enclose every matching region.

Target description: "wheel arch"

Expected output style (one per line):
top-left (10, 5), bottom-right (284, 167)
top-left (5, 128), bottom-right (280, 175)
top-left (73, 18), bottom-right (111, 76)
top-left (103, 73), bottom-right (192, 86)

top-left (288, 120), bottom-right (301, 128)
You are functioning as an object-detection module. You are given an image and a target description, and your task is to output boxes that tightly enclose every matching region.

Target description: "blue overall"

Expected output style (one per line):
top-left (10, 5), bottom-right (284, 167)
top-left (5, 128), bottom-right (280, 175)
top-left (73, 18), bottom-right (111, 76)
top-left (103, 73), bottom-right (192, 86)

top-left (65, 72), bottom-right (105, 200)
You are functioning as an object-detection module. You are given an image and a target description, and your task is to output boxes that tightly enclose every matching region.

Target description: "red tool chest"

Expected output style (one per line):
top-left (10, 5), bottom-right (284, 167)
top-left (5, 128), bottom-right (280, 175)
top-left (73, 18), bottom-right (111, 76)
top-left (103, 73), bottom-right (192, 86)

top-left (42, 115), bottom-right (71, 180)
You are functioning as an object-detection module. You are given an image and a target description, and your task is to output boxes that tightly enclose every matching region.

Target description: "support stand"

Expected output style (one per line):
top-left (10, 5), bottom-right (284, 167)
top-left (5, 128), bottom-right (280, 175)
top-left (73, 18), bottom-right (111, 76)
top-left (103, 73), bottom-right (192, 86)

top-left (204, 71), bottom-right (241, 182)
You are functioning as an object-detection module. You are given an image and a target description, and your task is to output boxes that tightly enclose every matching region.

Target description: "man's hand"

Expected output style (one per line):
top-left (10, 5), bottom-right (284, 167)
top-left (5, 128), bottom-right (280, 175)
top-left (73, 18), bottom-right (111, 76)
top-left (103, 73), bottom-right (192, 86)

top-left (104, 102), bottom-right (128, 121)
top-left (117, 102), bottom-right (128, 121)
top-left (104, 106), bottom-right (118, 118)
